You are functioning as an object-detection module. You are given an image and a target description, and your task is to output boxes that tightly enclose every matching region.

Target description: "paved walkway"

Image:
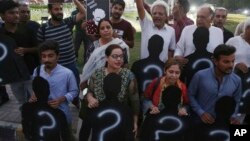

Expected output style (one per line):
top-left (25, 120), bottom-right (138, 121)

top-left (0, 85), bottom-right (81, 141)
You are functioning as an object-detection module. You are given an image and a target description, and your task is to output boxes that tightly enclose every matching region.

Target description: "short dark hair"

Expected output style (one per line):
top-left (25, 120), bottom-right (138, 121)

top-left (112, 0), bottom-right (126, 9)
top-left (213, 44), bottom-right (236, 60)
top-left (105, 44), bottom-right (122, 57)
top-left (179, 0), bottom-right (190, 13)
top-left (39, 40), bottom-right (59, 55)
top-left (48, 3), bottom-right (63, 10)
top-left (0, 0), bottom-right (19, 14)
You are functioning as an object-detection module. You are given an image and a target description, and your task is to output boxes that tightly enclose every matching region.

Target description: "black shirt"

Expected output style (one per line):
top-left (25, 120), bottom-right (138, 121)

top-left (223, 28), bottom-right (234, 43)
top-left (0, 30), bottom-right (30, 84)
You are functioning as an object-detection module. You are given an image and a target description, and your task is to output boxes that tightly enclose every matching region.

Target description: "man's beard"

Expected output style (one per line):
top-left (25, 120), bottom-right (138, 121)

top-left (51, 14), bottom-right (63, 21)
top-left (44, 62), bottom-right (53, 70)
top-left (111, 13), bottom-right (121, 20)
top-left (220, 67), bottom-right (233, 75)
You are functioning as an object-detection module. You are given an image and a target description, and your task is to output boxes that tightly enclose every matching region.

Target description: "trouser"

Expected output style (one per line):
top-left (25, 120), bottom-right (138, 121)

top-left (79, 118), bottom-right (91, 141)
top-left (74, 30), bottom-right (91, 60)
top-left (74, 31), bottom-right (84, 58)
top-left (10, 80), bottom-right (32, 104)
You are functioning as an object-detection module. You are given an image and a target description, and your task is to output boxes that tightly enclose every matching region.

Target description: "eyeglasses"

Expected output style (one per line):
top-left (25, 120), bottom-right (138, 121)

top-left (110, 54), bottom-right (124, 60)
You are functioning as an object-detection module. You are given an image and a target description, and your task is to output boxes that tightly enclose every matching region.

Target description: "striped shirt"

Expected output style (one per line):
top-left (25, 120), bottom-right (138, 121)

top-left (37, 16), bottom-right (76, 65)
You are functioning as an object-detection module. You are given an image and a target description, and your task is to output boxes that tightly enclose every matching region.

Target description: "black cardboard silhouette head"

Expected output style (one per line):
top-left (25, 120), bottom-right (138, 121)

top-left (32, 77), bottom-right (50, 102)
top-left (215, 96), bottom-right (236, 120)
top-left (244, 96), bottom-right (250, 114)
top-left (103, 73), bottom-right (122, 101)
top-left (148, 35), bottom-right (164, 57)
top-left (161, 85), bottom-right (182, 110)
top-left (193, 27), bottom-right (209, 50)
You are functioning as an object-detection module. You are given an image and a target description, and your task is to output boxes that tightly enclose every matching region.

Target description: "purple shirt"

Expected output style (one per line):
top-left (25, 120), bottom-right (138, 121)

top-left (172, 16), bottom-right (194, 42)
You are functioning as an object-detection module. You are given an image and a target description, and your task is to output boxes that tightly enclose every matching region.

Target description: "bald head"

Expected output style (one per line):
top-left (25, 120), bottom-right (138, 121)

top-left (196, 5), bottom-right (214, 28)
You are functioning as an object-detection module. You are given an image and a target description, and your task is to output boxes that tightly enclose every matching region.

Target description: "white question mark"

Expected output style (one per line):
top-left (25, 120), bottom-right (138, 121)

top-left (0, 43), bottom-right (8, 83)
top-left (240, 89), bottom-right (250, 106)
top-left (246, 77), bottom-right (250, 83)
top-left (240, 76), bottom-right (250, 107)
top-left (192, 58), bottom-right (213, 69)
top-left (155, 116), bottom-right (183, 140)
top-left (97, 109), bottom-right (121, 141)
top-left (209, 130), bottom-right (230, 141)
top-left (142, 65), bottom-right (163, 91)
top-left (38, 111), bottom-right (56, 137)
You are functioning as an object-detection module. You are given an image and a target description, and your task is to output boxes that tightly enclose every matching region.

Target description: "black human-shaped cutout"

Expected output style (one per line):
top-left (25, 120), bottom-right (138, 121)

top-left (203, 96), bottom-right (236, 141)
top-left (131, 34), bottom-right (165, 96)
top-left (234, 67), bottom-right (250, 123)
top-left (21, 72), bottom-right (70, 141)
top-left (181, 27), bottom-right (213, 86)
top-left (215, 96), bottom-right (236, 125)
top-left (103, 73), bottom-right (122, 101)
top-left (161, 85), bottom-right (182, 114)
top-left (140, 86), bottom-right (189, 141)
top-left (87, 73), bottom-right (134, 141)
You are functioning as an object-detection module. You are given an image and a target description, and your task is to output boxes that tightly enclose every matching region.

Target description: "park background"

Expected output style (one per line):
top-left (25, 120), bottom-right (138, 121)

top-left (0, 0), bottom-right (249, 140)
top-left (27, 0), bottom-right (249, 71)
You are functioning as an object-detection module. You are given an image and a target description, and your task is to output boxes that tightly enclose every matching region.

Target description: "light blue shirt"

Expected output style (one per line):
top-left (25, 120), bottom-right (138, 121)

top-left (33, 64), bottom-right (78, 123)
top-left (188, 67), bottom-right (242, 118)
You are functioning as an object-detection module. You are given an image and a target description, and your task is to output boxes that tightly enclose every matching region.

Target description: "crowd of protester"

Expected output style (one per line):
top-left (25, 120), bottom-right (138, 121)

top-left (0, 0), bottom-right (250, 140)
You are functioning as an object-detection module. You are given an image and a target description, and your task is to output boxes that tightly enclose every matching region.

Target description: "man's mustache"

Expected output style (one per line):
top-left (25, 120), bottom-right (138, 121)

top-left (44, 62), bottom-right (52, 65)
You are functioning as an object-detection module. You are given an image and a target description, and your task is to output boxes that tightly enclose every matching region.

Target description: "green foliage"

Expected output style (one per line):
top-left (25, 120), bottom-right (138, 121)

top-left (30, 3), bottom-right (74, 9)
top-left (225, 14), bottom-right (247, 33)
top-left (30, 4), bottom-right (47, 9)
top-left (206, 0), bottom-right (250, 10)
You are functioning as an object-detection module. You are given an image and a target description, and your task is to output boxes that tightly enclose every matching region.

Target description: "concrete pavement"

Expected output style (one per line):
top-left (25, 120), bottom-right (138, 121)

top-left (0, 85), bottom-right (81, 141)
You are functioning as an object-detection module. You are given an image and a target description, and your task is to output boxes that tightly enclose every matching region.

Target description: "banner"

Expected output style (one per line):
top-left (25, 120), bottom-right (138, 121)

top-left (85, 0), bottom-right (110, 34)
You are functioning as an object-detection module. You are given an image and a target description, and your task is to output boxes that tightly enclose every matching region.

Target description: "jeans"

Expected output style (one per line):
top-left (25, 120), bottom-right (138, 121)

top-left (74, 30), bottom-right (92, 64)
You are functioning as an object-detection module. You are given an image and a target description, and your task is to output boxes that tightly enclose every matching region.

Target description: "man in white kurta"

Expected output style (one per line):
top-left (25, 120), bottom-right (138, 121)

top-left (174, 5), bottom-right (223, 60)
top-left (226, 36), bottom-right (250, 68)
top-left (140, 16), bottom-right (176, 62)
top-left (175, 24), bottom-right (223, 57)
top-left (136, 0), bottom-right (176, 63)
top-left (226, 18), bottom-right (250, 70)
